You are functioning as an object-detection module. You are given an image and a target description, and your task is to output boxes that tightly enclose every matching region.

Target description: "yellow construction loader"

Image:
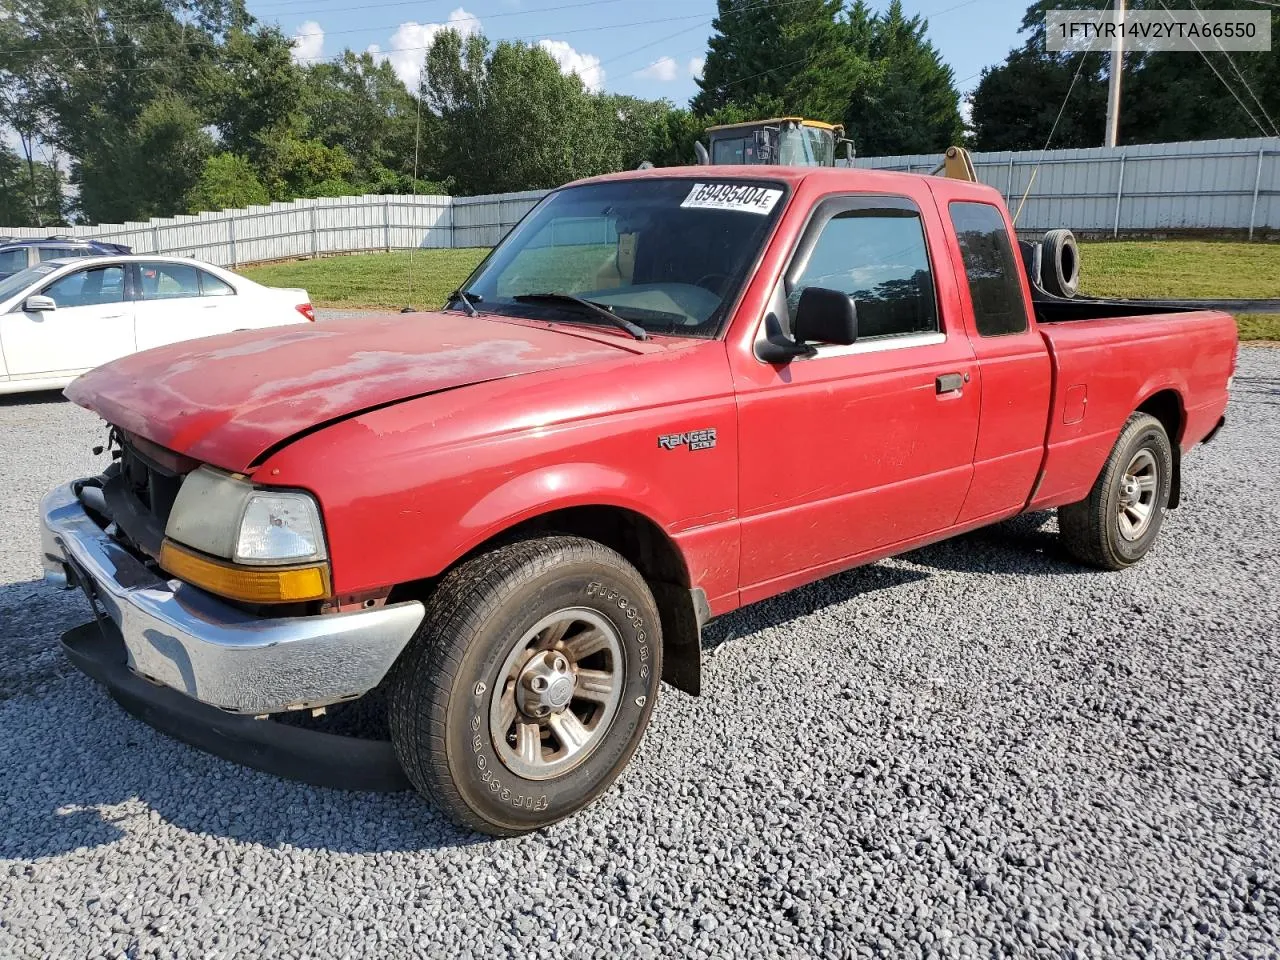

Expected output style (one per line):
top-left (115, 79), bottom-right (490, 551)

top-left (693, 117), bottom-right (855, 167)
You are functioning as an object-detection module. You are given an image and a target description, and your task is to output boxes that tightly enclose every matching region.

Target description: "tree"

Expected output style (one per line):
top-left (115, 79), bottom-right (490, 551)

top-left (256, 135), bottom-right (359, 200)
top-left (843, 1), bottom-right (964, 155)
top-left (208, 26), bottom-right (305, 161)
top-left (0, 145), bottom-right (65, 226)
top-left (301, 51), bottom-right (428, 193)
top-left (969, 0), bottom-right (1280, 150)
top-left (694, 0), bottom-right (859, 123)
top-left (690, 0), bottom-right (962, 156)
top-left (187, 153), bottom-right (270, 211)
top-left (423, 32), bottom-right (623, 194)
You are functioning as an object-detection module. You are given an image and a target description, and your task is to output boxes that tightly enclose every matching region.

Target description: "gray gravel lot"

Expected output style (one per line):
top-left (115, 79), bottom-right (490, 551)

top-left (1, 349), bottom-right (1278, 959)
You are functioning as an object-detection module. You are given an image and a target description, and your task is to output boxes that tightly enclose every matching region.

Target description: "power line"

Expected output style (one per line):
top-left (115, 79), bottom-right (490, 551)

top-left (1012, 0), bottom-right (1107, 225)
top-left (1183, 0), bottom-right (1279, 137)
top-left (1154, 0), bottom-right (1274, 138)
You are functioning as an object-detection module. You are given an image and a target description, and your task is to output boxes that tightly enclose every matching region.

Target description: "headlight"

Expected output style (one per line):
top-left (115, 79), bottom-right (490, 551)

top-left (235, 492), bottom-right (327, 565)
top-left (163, 466), bottom-right (331, 603)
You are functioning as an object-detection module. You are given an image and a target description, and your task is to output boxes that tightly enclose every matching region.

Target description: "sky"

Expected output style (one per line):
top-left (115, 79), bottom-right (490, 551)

top-left (267, 0), bottom-right (1031, 114)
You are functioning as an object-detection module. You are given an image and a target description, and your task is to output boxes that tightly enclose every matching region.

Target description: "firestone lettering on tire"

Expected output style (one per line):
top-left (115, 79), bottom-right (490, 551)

top-left (470, 687), bottom-right (547, 810)
top-left (587, 582), bottom-right (650, 679)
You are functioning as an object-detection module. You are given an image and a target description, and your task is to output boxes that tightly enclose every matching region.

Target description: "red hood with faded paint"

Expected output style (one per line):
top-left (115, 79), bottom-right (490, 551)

top-left (65, 312), bottom-right (637, 472)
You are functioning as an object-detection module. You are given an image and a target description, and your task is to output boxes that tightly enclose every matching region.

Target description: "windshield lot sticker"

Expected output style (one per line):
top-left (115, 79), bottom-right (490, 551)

top-left (681, 183), bottom-right (782, 215)
top-left (659, 428), bottom-right (717, 451)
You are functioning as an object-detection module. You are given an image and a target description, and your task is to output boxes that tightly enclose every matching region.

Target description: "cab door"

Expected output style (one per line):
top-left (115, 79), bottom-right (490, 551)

top-left (931, 190), bottom-right (1052, 523)
top-left (0, 263), bottom-right (134, 378)
top-left (730, 193), bottom-right (980, 603)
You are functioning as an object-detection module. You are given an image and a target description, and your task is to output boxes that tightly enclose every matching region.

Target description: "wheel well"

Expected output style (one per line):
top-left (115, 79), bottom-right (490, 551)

top-left (1137, 389), bottom-right (1184, 508)
top-left (396, 505), bottom-right (705, 695)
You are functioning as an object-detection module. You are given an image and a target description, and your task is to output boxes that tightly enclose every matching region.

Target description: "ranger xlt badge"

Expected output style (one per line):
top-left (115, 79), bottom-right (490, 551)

top-left (658, 428), bottom-right (717, 451)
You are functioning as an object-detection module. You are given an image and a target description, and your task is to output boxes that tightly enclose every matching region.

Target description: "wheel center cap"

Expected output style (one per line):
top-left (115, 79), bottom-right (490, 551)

top-left (516, 651), bottom-right (575, 717)
top-left (548, 676), bottom-right (573, 708)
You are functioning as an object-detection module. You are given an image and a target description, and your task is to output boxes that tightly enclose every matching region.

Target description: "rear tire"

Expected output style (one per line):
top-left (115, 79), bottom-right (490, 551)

top-left (1059, 413), bottom-right (1173, 570)
top-left (388, 536), bottom-right (661, 835)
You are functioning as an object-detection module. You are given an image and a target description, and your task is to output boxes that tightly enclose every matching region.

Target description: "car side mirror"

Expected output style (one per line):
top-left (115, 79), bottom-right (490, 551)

top-left (756, 287), bottom-right (858, 364)
top-left (24, 294), bottom-right (56, 312)
top-left (794, 287), bottom-right (858, 346)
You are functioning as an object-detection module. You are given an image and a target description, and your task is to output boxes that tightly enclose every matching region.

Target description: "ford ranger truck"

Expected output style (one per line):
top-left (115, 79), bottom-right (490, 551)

top-left (40, 167), bottom-right (1236, 835)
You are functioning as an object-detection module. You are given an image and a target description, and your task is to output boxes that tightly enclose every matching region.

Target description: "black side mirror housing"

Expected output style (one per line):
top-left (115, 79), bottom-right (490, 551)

top-left (794, 286), bottom-right (858, 346)
top-left (756, 287), bottom-right (858, 363)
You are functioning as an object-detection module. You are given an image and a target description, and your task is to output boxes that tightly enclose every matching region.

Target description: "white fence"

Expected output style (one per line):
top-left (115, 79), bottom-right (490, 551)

top-left (854, 137), bottom-right (1279, 238)
top-left (0, 191), bottom-right (546, 267)
top-left (2, 138), bottom-right (1276, 264)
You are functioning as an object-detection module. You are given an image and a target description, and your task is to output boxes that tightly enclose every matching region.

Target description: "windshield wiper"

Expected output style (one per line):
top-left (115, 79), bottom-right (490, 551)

top-left (448, 289), bottom-right (481, 317)
top-left (512, 293), bottom-right (648, 341)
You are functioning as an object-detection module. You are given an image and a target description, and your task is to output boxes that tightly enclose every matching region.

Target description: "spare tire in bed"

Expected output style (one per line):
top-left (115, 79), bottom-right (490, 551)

top-left (1041, 228), bottom-right (1080, 299)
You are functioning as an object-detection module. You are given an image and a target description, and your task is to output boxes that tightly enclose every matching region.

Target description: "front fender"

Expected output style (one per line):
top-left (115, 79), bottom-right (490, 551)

top-left (455, 462), bottom-right (682, 558)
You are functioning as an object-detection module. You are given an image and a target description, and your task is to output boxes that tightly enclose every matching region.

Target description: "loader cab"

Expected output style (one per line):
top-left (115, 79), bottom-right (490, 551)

top-left (703, 118), bottom-right (852, 168)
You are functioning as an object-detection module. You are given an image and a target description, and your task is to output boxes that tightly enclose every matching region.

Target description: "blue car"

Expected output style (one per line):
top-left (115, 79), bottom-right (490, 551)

top-left (0, 236), bottom-right (133, 280)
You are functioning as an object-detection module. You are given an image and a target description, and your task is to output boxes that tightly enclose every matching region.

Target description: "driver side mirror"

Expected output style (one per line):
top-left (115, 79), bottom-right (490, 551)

top-left (757, 287), bottom-right (858, 363)
top-left (794, 287), bottom-right (858, 347)
top-left (24, 294), bottom-right (56, 312)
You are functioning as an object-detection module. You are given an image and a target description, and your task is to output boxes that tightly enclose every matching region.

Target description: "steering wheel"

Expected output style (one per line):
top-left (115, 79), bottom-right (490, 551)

top-left (693, 272), bottom-right (731, 294)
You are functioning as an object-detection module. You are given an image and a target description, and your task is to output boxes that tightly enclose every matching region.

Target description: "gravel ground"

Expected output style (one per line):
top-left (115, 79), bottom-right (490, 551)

top-left (1, 349), bottom-right (1277, 960)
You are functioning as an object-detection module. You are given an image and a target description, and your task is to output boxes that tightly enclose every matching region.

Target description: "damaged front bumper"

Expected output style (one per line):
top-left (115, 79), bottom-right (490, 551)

top-left (40, 481), bottom-right (425, 716)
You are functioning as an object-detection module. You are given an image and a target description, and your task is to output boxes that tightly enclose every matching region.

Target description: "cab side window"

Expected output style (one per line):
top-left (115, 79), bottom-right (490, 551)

top-left (949, 201), bottom-right (1029, 337)
top-left (43, 266), bottom-right (126, 308)
top-left (789, 208), bottom-right (938, 339)
top-left (139, 262), bottom-right (201, 300)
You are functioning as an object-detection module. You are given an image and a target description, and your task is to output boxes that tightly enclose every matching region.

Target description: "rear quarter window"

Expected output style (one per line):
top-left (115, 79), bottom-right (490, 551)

top-left (948, 201), bottom-right (1029, 337)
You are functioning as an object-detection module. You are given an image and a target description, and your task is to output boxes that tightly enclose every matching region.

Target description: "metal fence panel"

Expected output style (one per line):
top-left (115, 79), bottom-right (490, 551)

top-left (3, 139), bottom-right (1275, 263)
top-left (855, 136), bottom-right (1279, 236)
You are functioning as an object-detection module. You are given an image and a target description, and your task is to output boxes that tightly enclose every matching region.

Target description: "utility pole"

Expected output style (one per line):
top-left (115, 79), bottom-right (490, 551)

top-left (1104, 0), bottom-right (1125, 147)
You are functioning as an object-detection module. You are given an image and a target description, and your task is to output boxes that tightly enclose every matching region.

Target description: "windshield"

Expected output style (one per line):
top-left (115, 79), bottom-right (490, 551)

top-left (457, 178), bottom-right (787, 338)
top-left (0, 263), bottom-right (58, 303)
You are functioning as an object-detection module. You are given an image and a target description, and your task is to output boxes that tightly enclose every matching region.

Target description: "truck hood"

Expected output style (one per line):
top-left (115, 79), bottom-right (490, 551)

top-left (65, 312), bottom-right (635, 472)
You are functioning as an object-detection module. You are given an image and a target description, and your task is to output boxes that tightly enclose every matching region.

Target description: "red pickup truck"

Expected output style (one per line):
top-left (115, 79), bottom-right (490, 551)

top-left (41, 167), bottom-right (1235, 835)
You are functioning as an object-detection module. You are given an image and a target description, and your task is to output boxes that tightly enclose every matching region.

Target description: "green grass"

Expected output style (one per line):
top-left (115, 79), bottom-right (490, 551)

top-left (1079, 240), bottom-right (1280, 342)
top-left (1078, 240), bottom-right (1280, 301)
top-left (242, 249), bottom-right (488, 310)
top-left (1236, 314), bottom-right (1280, 341)
top-left (242, 240), bottom-right (1280, 341)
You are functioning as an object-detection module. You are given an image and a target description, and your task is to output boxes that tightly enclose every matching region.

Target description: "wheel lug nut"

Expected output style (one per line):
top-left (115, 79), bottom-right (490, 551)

top-left (554, 656), bottom-right (567, 672)
top-left (531, 676), bottom-right (548, 691)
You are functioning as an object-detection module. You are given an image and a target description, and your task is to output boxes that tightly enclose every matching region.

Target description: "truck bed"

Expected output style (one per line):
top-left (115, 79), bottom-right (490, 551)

top-left (1029, 306), bottom-right (1237, 511)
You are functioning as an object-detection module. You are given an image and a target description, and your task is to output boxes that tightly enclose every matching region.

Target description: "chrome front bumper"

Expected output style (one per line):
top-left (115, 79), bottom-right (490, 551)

top-left (40, 482), bottom-right (425, 715)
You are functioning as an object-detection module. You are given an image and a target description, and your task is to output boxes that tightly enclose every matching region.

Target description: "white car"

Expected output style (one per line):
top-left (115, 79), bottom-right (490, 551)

top-left (0, 255), bottom-right (314, 395)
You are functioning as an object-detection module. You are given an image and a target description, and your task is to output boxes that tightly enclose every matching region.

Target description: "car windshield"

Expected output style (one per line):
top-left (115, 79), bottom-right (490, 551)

top-left (457, 177), bottom-right (788, 338)
top-left (0, 263), bottom-right (57, 302)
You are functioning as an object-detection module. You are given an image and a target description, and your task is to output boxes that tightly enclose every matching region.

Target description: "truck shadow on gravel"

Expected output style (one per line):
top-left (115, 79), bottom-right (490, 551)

top-left (901, 511), bottom-right (1092, 578)
top-left (1, 514), bottom-right (1079, 859)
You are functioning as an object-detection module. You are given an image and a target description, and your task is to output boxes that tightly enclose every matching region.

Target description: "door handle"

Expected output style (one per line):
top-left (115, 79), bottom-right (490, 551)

top-left (936, 373), bottom-right (966, 394)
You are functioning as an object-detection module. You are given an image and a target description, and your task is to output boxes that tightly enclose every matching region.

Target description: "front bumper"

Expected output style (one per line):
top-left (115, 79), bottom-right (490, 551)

top-left (41, 482), bottom-right (425, 715)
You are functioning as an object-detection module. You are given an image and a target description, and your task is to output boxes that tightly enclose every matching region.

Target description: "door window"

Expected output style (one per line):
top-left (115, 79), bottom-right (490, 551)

top-left (199, 271), bottom-right (236, 297)
top-left (0, 249), bottom-right (27, 275)
top-left (949, 201), bottom-right (1029, 337)
top-left (139, 262), bottom-right (201, 300)
top-left (43, 266), bottom-right (126, 308)
top-left (789, 207), bottom-right (938, 339)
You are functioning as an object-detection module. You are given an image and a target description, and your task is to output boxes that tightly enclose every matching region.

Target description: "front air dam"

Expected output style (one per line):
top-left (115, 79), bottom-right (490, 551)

top-left (61, 620), bottom-right (410, 793)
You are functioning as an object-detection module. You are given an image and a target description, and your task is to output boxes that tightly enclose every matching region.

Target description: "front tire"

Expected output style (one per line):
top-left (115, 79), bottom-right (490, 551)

top-left (388, 536), bottom-right (662, 835)
top-left (1058, 412), bottom-right (1173, 570)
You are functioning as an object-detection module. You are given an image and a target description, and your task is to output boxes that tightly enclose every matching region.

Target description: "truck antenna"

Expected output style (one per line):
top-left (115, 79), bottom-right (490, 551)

top-left (402, 76), bottom-right (424, 314)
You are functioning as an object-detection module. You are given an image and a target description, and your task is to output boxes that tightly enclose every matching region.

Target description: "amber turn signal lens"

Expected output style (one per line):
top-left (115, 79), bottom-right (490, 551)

top-left (159, 540), bottom-right (331, 603)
